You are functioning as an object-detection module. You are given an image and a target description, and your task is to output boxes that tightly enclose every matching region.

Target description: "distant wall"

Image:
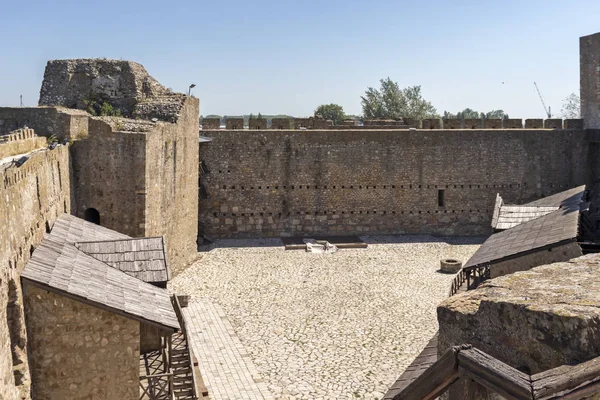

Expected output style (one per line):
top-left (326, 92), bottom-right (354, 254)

top-left (23, 284), bottom-right (139, 400)
top-left (199, 129), bottom-right (588, 238)
top-left (200, 118), bottom-right (581, 130)
top-left (0, 145), bottom-right (70, 399)
top-left (0, 107), bottom-right (89, 140)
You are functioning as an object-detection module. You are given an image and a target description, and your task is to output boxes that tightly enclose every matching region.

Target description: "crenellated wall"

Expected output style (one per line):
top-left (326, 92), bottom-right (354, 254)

top-left (199, 128), bottom-right (588, 239)
top-left (200, 118), bottom-right (583, 130)
top-left (0, 142), bottom-right (70, 399)
top-left (0, 129), bottom-right (48, 159)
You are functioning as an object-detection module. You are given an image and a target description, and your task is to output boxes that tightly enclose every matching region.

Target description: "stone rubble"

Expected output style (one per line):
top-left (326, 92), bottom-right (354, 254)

top-left (171, 235), bottom-right (482, 399)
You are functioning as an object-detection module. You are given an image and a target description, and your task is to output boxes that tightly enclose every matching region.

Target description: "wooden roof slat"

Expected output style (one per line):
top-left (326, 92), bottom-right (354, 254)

top-left (21, 214), bottom-right (178, 330)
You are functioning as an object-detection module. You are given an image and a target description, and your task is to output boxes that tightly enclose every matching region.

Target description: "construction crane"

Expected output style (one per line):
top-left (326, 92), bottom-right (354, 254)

top-left (534, 82), bottom-right (552, 118)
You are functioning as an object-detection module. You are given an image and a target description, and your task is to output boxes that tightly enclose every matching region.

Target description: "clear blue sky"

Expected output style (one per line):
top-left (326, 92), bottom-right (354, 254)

top-left (1, 0), bottom-right (599, 118)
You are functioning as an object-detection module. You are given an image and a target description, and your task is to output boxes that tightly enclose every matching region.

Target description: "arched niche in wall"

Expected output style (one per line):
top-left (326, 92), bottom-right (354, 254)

top-left (84, 208), bottom-right (100, 225)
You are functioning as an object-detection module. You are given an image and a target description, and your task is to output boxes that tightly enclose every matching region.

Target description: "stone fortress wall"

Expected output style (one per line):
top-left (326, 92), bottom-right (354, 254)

top-left (1, 59), bottom-right (200, 275)
top-left (199, 126), bottom-right (589, 239)
top-left (0, 129), bottom-right (48, 159)
top-left (0, 30), bottom-right (597, 399)
top-left (23, 284), bottom-right (140, 400)
top-left (0, 59), bottom-right (199, 398)
top-left (203, 116), bottom-right (584, 130)
top-left (0, 133), bottom-right (70, 399)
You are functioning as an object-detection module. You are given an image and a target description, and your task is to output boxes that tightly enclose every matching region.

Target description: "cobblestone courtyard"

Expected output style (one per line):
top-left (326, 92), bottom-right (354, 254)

top-left (171, 235), bottom-right (482, 400)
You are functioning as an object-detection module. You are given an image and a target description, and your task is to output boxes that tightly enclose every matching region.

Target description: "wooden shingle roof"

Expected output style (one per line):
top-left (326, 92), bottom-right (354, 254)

top-left (493, 205), bottom-right (559, 230)
top-left (464, 186), bottom-right (585, 269)
top-left (76, 237), bottom-right (170, 283)
top-left (21, 214), bottom-right (179, 331)
top-left (524, 185), bottom-right (587, 208)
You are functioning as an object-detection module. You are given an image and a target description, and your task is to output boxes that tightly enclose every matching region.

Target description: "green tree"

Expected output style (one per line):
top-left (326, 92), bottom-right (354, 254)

top-left (560, 93), bottom-right (580, 118)
top-left (314, 104), bottom-right (346, 125)
top-left (484, 110), bottom-right (508, 119)
top-left (444, 108), bottom-right (508, 119)
top-left (360, 78), bottom-right (438, 120)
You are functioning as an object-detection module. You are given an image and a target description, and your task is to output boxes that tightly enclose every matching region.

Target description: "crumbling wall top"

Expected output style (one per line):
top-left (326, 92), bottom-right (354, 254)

top-left (38, 59), bottom-right (187, 123)
top-left (438, 253), bottom-right (600, 374)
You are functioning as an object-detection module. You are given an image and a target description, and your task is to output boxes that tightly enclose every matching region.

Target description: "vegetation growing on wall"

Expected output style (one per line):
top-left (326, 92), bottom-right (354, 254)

top-left (82, 95), bottom-right (122, 117)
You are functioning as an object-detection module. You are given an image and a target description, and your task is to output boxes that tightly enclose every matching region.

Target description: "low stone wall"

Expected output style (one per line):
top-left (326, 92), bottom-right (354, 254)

top-left (23, 284), bottom-right (140, 400)
top-left (225, 118), bottom-right (244, 129)
top-left (202, 117), bottom-right (220, 129)
top-left (0, 107), bottom-right (89, 140)
top-left (0, 129), bottom-right (47, 159)
top-left (438, 254), bottom-right (600, 399)
top-left (489, 241), bottom-right (582, 278)
top-left (249, 118), bottom-right (267, 129)
top-left (0, 129), bottom-right (48, 159)
top-left (270, 118), bottom-right (292, 129)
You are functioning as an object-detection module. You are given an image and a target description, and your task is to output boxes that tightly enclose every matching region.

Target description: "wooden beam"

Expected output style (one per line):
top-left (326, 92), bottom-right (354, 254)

top-left (22, 277), bottom-right (177, 333)
top-left (390, 345), bottom-right (464, 400)
top-left (532, 356), bottom-right (600, 399)
top-left (457, 348), bottom-right (532, 400)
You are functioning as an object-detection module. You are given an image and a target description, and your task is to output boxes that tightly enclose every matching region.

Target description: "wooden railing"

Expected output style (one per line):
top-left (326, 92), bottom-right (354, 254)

top-left (140, 372), bottom-right (174, 400)
top-left (162, 335), bottom-right (172, 374)
top-left (449, 265), bottom-right (491, 297)
top-left (173, 294), bottom-right (200, 399)
top-left (449, 270), bottom-right (466, 296)
top-left (390, 344), bottom-right (600, 400)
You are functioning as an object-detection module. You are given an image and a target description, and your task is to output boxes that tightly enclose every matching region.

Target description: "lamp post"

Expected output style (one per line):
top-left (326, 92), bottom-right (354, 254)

top-left (188, 84), bottom-right (196, 96)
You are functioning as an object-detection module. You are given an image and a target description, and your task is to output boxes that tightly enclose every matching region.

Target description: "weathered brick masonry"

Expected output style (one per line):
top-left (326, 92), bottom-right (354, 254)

top-left (23, 284), bottom-right (140, 400)
top-left (199, 129), bottom-right (588, 238)
top-left (0, 143), bottom-right (70, 398)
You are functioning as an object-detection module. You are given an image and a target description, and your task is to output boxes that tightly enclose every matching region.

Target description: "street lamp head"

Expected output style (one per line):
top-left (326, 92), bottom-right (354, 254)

top-left (189, 84), bottom-right (196, 89)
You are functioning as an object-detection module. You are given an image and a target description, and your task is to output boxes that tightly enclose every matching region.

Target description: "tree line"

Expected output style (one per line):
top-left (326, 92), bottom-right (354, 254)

top-left (315, 77), bottom-right (580, 125)
top-left (201, 77), bottom-right (580, 126)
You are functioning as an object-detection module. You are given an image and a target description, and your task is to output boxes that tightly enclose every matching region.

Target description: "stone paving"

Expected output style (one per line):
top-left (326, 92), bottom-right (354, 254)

top-left (182, 298), bottom-right (275, 400)
top-left (171, 235), bottom-right (482, 400)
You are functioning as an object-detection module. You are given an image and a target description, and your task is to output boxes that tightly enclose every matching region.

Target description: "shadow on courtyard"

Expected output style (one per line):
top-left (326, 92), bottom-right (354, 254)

top-left (198, 234), bottom-right (488, 252)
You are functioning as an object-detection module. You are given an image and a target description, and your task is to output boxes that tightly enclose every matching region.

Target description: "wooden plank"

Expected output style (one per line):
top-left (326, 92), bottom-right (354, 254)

top-left (457, 348), bottom-right (532, 400)
top-left (532, 356), bottom-right (600, 399)
top-left (384, 334), bottom-right (440, 399)
top-left (388, 345), bottom-right (460, 400)
top-left (556, 380), bottom-right (600, 400)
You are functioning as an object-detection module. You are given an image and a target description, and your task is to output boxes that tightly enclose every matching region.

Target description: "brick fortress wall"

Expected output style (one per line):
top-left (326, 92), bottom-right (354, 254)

top-left (199, 127), bottom-right (588, 238)
top-left (0, 136), bottom-right (70, 399)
